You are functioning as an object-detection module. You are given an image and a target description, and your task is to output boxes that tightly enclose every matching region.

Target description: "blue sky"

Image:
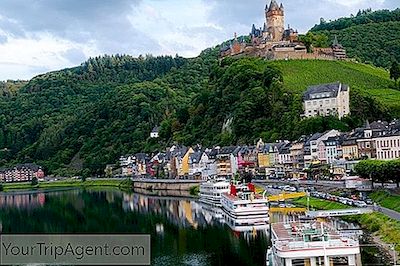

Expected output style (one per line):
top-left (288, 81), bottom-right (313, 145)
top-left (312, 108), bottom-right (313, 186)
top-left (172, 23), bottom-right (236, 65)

top-left (0, 0), bottom-right (398, 80)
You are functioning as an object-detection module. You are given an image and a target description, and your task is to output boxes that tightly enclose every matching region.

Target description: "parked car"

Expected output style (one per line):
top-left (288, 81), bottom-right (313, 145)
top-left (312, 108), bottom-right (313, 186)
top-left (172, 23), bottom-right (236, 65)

top-left (354, 201), bottom-right (367, 208)
top-left (365, 199), bottom-right (373, 205)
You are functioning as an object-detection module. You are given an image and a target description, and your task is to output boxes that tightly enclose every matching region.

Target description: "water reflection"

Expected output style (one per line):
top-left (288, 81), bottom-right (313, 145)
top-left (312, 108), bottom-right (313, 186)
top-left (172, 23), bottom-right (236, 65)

top-left (0, 189), bottom-right (268, 266)
top-left (0, 189), bottom-right (389, 266)
top-left (0, 192), bottom-right (46, 209)
top-left (123, 193), bottom-right (225, 228)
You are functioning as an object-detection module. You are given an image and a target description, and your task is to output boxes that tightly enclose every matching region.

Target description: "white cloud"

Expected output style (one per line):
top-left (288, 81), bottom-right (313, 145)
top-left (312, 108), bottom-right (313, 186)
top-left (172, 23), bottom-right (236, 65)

top-left (128, 0), bottom-right (222, 57)
top-left (0, 32), bottom-right (99, 80)
top-left (326, 0), bottom-right (385, 8)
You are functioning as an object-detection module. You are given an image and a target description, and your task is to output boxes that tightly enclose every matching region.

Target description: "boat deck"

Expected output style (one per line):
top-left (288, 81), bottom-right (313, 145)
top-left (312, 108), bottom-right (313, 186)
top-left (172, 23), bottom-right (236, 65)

top-left (272, 221), bottom-right (341, 242)
top-left (271, 221), bottom-right (359, 253)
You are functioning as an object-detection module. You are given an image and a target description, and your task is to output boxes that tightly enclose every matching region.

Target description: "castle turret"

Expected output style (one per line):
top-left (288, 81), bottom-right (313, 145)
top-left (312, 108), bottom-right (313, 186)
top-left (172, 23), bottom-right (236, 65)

top-left (265, 0), bottom-right (285, 42)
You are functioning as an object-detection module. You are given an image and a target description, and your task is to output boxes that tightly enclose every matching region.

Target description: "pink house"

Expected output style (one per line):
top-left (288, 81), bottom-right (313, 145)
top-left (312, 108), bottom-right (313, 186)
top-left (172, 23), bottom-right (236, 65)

top-left (318, 141), bottom-right (327, 163)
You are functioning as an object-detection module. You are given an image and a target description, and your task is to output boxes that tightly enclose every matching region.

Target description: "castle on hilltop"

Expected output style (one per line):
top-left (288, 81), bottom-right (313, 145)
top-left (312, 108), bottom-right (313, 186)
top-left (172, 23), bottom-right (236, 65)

top-left (220, 0), bottom-right (347, 61)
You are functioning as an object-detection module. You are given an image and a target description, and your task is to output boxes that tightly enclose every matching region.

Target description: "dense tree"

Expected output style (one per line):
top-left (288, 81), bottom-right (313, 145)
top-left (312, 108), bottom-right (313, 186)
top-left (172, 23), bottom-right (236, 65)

top-left (311, 8), bottom-right (400, 32)
top-left (355, 159), bottom-right (400, 188)
top-left (390, 61), bottom-right (400, 86)
top-left (311, 8), bottom-right (400, 68)
top-left (298, 32), bottom-right (330, 52)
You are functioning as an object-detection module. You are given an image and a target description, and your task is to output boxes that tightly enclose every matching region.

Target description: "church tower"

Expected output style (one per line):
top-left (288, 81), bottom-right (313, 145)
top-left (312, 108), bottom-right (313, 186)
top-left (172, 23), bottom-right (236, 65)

top-left (265, 0), bottom-right (285, 42)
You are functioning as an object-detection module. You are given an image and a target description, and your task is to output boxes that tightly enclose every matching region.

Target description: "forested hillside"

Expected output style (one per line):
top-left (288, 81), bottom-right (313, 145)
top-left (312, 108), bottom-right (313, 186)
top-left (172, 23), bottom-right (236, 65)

top-left (310, 8), bottom-right (400, 68)
top-left (0, 80), bottom-right (27, 97)
top-left (0, 51), bottom-right (217, 176)
top-left (0, 50), bottom-right (396, 176)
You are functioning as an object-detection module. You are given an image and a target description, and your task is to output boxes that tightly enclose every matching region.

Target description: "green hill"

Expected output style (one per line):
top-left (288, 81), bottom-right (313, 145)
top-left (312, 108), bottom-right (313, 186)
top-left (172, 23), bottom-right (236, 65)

top-left (310, 9), bottom-right (400, 68)
top-left (269, 60), bottom-right (399, 111)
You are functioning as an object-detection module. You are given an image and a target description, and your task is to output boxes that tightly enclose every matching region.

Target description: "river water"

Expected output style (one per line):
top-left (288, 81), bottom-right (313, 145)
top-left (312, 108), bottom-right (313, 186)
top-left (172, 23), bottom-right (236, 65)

top-left (0, 189), bottom-right (390, 266)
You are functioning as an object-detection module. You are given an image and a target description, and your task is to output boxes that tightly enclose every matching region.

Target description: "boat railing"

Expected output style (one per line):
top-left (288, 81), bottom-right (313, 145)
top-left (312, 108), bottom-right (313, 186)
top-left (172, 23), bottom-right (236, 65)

top-left (274, 236), bottom-right (359, 251)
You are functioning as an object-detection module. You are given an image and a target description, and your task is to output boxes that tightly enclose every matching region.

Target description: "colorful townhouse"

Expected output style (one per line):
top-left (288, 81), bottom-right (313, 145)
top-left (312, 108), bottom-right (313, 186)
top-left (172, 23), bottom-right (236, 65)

top-left (216, 146), bottom-right (240, 177)
top-left (375, 129), bottom-right (400, 160)
top-left (342, 135), bottom-right (359, 161)
top-left (119, 154), bottom-right (136, 177)
top-left (178, 147), bottom-right (195, 177)
top-left (188, 149), bottom-right (217, 179)
top-left (0, 164), bottom-right (45, 183)
top-left (355, 121), bottom-right (388, 159)
top-left (289, 138), bottom-right (306, 179)
top-left (276, 141), bottom-right (292, 177)
top-left (324, 135), bottom-right (344, 164)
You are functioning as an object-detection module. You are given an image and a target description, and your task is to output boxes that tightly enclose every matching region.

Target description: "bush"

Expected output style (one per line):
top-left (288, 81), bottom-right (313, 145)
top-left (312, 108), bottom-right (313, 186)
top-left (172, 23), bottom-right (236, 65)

top-left (0, 183), bottom-right (3, 191)
top-left (189, 186), bottom-right (200, 196)
top-left (31, 177), bottom-right (38, 186)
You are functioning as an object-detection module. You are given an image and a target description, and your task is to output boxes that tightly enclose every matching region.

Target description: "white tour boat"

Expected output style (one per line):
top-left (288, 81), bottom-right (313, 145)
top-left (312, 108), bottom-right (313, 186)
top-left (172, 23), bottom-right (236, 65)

top-left (221, 183), bottom-right (269, 231)
top-left (199, 178), bottom-right (230, 207)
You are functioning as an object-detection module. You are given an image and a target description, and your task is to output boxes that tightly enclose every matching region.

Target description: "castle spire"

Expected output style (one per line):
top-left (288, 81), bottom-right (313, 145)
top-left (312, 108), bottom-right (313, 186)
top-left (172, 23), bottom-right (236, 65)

top-left (268, 0), bottom-right (279, 11)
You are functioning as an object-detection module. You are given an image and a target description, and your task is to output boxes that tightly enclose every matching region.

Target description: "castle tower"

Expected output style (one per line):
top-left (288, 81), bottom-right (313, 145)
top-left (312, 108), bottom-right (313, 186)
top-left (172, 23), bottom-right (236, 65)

top-left (265, 0), bottom-right (285, 42)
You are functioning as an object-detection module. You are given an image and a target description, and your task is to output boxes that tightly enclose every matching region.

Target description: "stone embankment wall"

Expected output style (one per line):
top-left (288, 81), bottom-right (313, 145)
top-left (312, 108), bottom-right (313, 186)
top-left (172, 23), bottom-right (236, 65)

top-left (132, 179), bottom-right (202, 191)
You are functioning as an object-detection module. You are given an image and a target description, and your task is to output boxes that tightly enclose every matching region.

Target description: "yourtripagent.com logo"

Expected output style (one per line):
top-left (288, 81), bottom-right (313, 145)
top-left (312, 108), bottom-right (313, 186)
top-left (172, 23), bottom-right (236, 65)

top-left (0, 234), bottom-right (150, 265)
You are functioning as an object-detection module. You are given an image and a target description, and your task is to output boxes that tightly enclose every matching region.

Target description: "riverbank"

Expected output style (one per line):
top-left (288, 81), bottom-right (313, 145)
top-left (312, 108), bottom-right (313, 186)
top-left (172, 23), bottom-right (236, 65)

top-left (293, 197), bottom-right (400, 257)
top-left (1, 178), bottom-right (132, 192)
top-left (132, 178), bottom-right (202, 192)
top-left (370, 190), bottom-right (400, 212)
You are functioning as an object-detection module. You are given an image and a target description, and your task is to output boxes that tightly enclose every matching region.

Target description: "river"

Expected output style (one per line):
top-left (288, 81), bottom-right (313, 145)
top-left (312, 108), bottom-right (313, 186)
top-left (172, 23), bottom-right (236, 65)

top-left (0, 189), bottom-right (391, 266)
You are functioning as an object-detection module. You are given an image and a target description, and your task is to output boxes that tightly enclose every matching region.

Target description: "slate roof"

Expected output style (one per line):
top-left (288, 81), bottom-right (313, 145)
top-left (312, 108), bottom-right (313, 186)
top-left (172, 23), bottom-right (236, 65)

top-left (305, 133), bottom-right (323, 146)
top-left (303, 82), bottom-right (349, 101)
top-left (218, 146), bottom-right (240, 155)
top-left (135, 153), bottom-right (148, 162)
top-left (189, 152), bottom-right (203, 163)
top-left (206, 148), bottom-right (219, 159)
top-left (251, 24), bottom-right (263, 38)
top-left (278, 142), bottom-right (292, 154)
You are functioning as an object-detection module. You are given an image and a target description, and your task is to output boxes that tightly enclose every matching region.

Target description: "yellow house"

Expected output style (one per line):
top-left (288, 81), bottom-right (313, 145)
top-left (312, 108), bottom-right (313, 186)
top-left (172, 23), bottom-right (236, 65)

top-left (342, 139), bottom-right (359, 160)
top-left (257, 153), bottom-right (270, 168)
top-left (180, 147), bottom-right (194, 176)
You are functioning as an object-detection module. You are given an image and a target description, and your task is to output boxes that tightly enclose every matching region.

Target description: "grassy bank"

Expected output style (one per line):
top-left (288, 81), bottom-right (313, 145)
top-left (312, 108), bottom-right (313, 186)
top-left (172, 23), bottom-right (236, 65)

top-left (370, 190), bottom-right (400, 213)
top-left (1, 179), bottom-right (132, 192)
top-left (293, 196), bottom-right (400, 253)
top-left (355, 212), bottom-right (400, 252)
top-left (292, 197), bottom-right (349, 210)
